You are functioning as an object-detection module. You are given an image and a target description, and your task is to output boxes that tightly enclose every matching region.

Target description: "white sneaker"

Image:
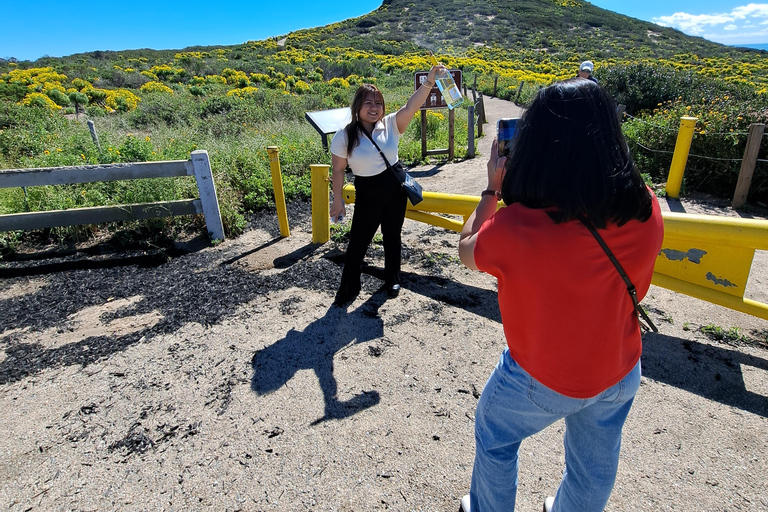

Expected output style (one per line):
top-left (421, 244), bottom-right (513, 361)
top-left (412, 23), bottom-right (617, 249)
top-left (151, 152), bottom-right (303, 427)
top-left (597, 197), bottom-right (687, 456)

top-left (459, 494), bottom-right (471, 512)
top-left (543, 496), bottom-right (555, 512)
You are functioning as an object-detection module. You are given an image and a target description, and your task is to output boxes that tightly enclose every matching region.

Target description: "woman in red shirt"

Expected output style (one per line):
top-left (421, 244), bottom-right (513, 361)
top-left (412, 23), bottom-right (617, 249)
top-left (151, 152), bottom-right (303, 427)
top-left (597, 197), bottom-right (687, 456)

top-left (458, 78), bottom-right (664, 512)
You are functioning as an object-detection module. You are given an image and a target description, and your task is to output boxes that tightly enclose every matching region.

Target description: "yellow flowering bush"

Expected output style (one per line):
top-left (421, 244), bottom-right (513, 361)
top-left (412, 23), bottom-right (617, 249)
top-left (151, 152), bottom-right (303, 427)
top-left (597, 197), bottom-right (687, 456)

top-left (249, 73), bottom-right (270, 84)
top-left (140, 81), bottom-right (174, 94)
top-left (205, 75), bottom-right (227, 85)
top-left (3, 67), bottom-right (68, 94)
top-left (175, 51), bottom-right (210, 64)
top-left (226, 86), bottom-right (259, 98)
top-left (104, 88), bottom-right (140, 112)
top-left (293, 80), bottom-right (311, 94)
top-left (20, 92), bottom-right (62, 110)
top-left (149, 65), bottom-right (185, 82)
top-left (328, 77), bottom-right (350, 88)
top-left (70, 78), bottom-right (92, 91)
top-left (222, 68), bottom-right (250, 87)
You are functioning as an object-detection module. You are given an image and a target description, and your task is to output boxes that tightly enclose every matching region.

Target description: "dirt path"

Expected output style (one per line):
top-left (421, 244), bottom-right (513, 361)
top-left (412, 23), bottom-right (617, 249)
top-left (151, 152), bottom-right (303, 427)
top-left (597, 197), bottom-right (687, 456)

top-left (1, 97), bottom-right (767, 511)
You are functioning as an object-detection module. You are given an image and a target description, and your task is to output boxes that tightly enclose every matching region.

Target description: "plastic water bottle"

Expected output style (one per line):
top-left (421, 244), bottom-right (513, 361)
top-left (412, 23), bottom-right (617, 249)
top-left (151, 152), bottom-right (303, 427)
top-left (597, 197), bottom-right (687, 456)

top-left (429, 52), bottom-right (463, 110)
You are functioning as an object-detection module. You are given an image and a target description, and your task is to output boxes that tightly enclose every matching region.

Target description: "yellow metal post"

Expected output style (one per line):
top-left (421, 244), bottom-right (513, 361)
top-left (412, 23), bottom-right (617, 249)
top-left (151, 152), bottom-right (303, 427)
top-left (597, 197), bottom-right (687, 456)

top-left (267, 146), bottom-right (290, 237)
top-left (666, 116), bottom-right (698, 199)
top-left (311, 164), bottom-right (331, 244)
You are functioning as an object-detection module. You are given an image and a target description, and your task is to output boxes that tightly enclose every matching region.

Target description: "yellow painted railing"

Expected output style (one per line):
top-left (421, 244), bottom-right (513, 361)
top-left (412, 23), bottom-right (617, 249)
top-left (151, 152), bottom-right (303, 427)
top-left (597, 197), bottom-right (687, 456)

top-left (339, 183), bottom-right (768, 320)
top-left (653, 212), bottom-right (768, 320)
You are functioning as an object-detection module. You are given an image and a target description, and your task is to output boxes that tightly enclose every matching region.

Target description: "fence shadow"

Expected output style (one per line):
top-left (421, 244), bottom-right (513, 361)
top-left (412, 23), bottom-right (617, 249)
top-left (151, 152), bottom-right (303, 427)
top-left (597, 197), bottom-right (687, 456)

top-left (251, 297), bottom-right (386, 425)
top-left (641, 333), bottom-right (768, 418)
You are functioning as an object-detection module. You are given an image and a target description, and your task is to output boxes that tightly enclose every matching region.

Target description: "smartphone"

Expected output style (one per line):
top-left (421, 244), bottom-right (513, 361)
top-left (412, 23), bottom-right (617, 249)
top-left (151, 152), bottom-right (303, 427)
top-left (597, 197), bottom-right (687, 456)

top-left (497, 117), bottom-right (521, 158)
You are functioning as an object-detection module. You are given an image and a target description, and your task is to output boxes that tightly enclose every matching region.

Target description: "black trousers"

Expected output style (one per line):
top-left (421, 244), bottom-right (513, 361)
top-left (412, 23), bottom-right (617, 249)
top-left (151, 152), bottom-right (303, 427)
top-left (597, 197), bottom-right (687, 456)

top-left (338, 170), bottom-right (407, 292)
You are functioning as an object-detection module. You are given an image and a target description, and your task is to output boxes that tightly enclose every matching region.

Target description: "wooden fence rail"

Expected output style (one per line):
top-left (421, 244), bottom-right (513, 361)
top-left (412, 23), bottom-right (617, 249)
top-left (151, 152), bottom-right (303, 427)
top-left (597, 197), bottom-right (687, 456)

top-left (0, 149), bottom-right (225, 241)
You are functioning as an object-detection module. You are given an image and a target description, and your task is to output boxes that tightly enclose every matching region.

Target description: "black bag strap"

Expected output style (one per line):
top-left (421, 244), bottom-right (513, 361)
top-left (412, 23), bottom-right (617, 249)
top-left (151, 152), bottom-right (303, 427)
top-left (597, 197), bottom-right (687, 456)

top-left (578, 216), bottom-right (658, 333)
top-left (361, 129), bottom-right (404, 184)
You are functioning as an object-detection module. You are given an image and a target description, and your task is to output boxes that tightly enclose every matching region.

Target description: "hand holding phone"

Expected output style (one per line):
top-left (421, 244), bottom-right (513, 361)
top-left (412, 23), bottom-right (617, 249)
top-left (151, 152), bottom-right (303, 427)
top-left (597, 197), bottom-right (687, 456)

top-left (497, 117), bottom-right (521, 158)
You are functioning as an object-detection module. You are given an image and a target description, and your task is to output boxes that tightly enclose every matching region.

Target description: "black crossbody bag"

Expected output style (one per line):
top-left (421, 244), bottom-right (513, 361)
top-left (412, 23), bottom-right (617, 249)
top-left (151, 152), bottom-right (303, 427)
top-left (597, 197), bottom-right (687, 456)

top-left (578, 216), bottom-right (658, 333)
top-left (362, 130), bottom-right (424, 206)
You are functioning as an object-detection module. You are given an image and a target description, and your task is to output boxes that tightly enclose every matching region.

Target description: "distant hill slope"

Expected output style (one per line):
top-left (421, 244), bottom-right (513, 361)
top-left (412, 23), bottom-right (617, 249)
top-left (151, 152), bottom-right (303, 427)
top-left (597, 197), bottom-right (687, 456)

top-left (283, 0), bottom-right (757, 60)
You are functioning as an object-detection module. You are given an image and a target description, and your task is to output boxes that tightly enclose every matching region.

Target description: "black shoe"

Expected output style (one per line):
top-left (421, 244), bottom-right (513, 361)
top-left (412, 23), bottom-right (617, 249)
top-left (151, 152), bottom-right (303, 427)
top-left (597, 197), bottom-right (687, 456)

top-left (386, 284), bottom-right (401, 298)
top-left (334, 284), bottom-right (360, 306)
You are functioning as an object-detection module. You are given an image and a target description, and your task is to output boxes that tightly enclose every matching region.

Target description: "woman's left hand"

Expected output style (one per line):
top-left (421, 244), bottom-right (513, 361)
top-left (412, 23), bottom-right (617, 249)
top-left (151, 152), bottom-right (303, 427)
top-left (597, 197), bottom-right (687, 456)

top-left (487, 137), bottom-right (506, 193)
top-left (427, 65), bottom-right (442, 85)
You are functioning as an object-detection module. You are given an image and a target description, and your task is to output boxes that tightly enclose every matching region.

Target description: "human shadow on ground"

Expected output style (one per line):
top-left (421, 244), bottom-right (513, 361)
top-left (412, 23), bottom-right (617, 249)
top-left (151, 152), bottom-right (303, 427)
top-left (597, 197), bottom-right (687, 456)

top-left (642, 333), bottom-right (768, 418)
top-left (0, 227), bottom-right (497, 386)
top-left (250, 295), bottom-right (386, 425)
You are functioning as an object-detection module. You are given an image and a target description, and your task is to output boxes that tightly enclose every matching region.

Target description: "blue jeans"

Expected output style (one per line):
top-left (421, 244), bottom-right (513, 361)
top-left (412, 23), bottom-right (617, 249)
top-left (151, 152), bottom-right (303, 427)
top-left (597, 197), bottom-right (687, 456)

top-left (469, 348), bottom-right (641, 512)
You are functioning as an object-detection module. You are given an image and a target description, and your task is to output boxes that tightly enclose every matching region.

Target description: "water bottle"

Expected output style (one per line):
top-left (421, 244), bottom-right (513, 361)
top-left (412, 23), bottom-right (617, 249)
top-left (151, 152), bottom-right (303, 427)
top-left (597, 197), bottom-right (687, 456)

top-left (429, 52), bottom-right (463, 109)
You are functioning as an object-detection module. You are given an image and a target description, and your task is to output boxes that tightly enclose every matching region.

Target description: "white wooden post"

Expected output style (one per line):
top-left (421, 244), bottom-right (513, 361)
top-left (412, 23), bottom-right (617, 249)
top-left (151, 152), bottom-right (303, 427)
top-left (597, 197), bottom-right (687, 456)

top-left (190, 150), bottom-right (225, 241)
top-left (87, 120), bottom-right (101, 151)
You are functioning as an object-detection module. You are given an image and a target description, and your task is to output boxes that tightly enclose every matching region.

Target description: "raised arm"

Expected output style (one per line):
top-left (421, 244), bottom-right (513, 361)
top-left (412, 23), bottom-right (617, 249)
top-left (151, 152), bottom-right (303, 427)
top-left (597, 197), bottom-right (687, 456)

top-left (458, 138), bottom-right (506, 270)
top-left (395, 65), bottom-right (441, 134)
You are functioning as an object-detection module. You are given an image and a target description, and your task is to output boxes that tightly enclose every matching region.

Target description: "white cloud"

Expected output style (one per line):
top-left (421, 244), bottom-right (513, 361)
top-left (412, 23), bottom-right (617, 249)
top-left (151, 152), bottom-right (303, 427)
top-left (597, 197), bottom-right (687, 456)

top-left (652, 3), bottom-right (768, 43)
top-left (732, 3), bottom-right (768, 18)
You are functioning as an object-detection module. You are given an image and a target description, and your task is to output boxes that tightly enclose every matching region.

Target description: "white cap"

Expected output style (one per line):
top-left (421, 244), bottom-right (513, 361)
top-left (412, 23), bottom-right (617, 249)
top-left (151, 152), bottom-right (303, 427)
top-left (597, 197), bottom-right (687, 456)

top-left (580, 61), bottom-right (594, 73)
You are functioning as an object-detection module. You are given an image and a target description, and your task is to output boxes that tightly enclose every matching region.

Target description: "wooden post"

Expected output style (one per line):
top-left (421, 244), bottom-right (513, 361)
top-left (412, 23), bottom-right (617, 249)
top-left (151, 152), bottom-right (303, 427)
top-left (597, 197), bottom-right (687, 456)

top-left (515, 81), bottom-right (525, 104)
top-left (732, 123), bottom-right (765, 208)
top-left (473, 74), bottom-right (477, 91)
top-left (478, 93), bottom-right (486, 126)
top-left (616, 104), bottom-right (626, 123)
top-left (190, 150), bottom-right (225, 241)
top-left (449, 109), bottom-right (455, 161)
top-left (471, 87), bottom-right (477, 103)
top-left (421, 110), bottom-right (428, 160)
top-left (87, 120), bottom-right (101, 151)
top-left (476, 99), bottom-right (483, 137)
top-left (493, 76), bottom-right (498, 98)
top-left (467, 105), bottom-right (475, 158)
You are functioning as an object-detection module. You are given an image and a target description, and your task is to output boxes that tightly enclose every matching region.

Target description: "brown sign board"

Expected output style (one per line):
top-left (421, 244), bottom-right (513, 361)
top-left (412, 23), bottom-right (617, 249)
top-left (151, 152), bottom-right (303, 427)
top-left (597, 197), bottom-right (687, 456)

top-left (415, 70), bottom-right (463, 110)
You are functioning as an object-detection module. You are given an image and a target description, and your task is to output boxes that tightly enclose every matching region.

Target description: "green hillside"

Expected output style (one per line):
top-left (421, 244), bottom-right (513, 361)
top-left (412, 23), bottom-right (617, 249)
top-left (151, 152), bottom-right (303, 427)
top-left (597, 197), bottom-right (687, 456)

top-left (289, 0), bottom-right (750, 60)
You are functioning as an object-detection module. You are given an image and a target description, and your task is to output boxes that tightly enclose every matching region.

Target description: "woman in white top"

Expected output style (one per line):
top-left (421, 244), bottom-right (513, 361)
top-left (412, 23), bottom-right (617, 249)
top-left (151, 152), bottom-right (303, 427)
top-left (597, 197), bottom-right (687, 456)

top-left (330, 65), bottom-right (440, 305)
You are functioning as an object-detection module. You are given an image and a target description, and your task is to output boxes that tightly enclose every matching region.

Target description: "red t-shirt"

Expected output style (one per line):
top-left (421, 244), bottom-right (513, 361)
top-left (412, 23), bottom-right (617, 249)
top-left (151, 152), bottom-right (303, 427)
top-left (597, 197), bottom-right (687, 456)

top-left (474, 194), bottom-right (664, 398)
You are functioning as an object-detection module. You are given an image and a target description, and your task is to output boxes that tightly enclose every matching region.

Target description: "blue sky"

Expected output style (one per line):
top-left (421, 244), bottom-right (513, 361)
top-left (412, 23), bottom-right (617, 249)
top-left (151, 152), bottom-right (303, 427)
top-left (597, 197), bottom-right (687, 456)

top-left (590, 1), bottom-right (768, 45)
top-left (1, 1), bottom-right (767, 62)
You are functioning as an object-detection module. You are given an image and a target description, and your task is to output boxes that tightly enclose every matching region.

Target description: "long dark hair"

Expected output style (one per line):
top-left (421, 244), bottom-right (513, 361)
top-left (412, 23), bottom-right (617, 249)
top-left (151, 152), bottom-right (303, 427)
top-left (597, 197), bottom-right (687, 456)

top-left (501, 78), bottom-right (652, 228)
top-left (344, 84), bottom-right (386, 157)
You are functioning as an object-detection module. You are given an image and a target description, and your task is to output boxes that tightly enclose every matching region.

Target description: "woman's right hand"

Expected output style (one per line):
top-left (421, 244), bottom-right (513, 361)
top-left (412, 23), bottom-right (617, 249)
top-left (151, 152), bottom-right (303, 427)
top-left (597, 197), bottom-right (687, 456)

top-left (487, 137), bottom-right (507, 192)
top-left (330, 198), bottom-right (346, 223)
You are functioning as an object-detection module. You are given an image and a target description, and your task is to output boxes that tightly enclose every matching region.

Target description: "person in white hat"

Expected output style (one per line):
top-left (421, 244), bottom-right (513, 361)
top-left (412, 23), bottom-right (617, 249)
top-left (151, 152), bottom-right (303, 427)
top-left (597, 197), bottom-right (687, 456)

top-left (577, 60), bottom-right (598, 84)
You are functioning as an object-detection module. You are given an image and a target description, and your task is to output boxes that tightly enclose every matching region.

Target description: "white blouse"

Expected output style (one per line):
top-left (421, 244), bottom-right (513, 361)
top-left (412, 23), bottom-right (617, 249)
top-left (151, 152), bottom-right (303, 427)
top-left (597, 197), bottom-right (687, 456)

top-left (330, 112), bottom-right (402, 177)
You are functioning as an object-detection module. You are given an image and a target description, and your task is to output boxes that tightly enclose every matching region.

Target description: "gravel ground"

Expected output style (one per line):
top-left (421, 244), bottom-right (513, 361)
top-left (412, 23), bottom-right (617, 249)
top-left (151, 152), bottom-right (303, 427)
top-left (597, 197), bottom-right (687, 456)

top-left (1, 97), bottom-right (767, 511)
